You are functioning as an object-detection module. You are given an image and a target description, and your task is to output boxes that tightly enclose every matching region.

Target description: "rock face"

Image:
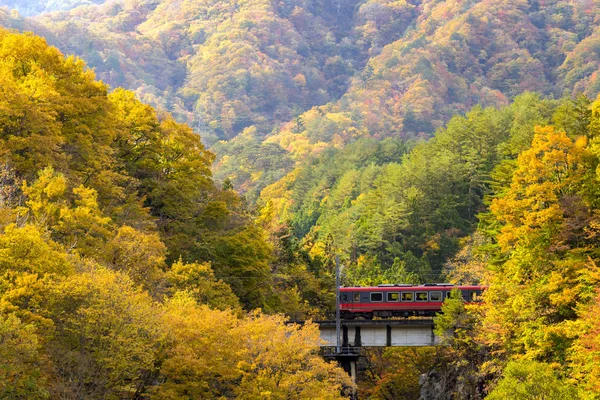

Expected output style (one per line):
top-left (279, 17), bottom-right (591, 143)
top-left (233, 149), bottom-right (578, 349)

top-left (419, 371), bottom-right (452, 400)
top-left (419, 368), bottom-right (487, 400)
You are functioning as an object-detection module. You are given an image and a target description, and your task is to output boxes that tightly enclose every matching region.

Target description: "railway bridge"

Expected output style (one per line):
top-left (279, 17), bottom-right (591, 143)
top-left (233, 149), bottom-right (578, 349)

top-left (317, 318), bottom-right (437, 347)
top-left (302, 318), bottom-right (439, 394)
top-left (307, 259), bottom-right (447, 395)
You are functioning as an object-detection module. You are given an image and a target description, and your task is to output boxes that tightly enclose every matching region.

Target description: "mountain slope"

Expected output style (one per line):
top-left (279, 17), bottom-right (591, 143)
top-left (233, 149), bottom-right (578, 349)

top-left (1, 0), bottom-right (599, 200)
top-left (270, 0), bottom-right (600, 155)
top-left (0, 0), bottom-right (106, 16)
top-left (22, 0), bottom-right (376, 142)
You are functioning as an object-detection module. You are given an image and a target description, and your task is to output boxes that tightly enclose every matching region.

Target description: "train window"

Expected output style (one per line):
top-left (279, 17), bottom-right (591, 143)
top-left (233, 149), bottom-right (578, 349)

top-left (429, 291), bottom-right (442, 301)
top-left (371, 292), bottom-right (383, 302)
top-left (341, 293), bottom-right (349, 302)
top-left (445, 291), bottom-right (451, 299)
top-left (387, 292), bottom-right (400, 302)
top-left (353, 293), bottom-right (360, 302)
top-left (416, 292), bottom-right (428, 301)
top-left (469, 291), bottom-right (481, 302)
top-left (401, 292), bottom-right (414, 302)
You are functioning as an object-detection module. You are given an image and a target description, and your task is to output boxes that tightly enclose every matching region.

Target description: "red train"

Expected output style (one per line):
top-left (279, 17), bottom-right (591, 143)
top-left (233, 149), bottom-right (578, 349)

top-left (339, 284), bottom-right (484, 319)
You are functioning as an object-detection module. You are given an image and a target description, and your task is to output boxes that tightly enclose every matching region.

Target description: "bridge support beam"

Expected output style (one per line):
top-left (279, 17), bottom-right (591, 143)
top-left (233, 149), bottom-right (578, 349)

top-left (319, 319), bottom-right (438, 347)
top-left (324, 348), bottom-right (360, 400)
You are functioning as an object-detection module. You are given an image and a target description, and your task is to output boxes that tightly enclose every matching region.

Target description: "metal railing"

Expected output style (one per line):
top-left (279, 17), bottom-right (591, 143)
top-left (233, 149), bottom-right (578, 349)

top-left (315, 318), bottom-right (434, 327)
top-left (322, 346), bottom-right (362, 357)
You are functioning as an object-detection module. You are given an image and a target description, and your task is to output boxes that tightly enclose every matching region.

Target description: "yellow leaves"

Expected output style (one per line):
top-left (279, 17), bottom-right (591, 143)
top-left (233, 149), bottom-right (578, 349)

top-left (19, 168), bottom-right (115, 259)
top-left (567, 292), bottom-right (600, 396)
top-left (235, 314), bottom-right (353, 399)
top-left (0, 224), bottom-right (72, 276)
top-left (104, 226), bottom-right (166, 289)
top-left (70, 185), bottom-right (99, 210)
top-left (0, 29), bottom-right (59, 78)
top-left (480, 119), bottom-right (600, 373)
top-left (0, 313), bottom-right (48, 399)
top-left (153, 292), bottom-right (243, 399)
top-left (154, 296), bottom-right (353, 399)
top-left (490, 126), bottom-right (588, 252)
top-left (157, 113), bottom-right (214, 178)
top-left (251, 169), bottom-right (263, 182)
top-left (308, 240), bottom-right (328, 259)
top-left (547, 271), bottom-right (578, 309)
top-left (0, 272), bottom-right (55, 333)
top-left (325, 112), bottom-right (353, 126)
top-left (293, 73), bottom-right (306, 87)
top-left (0, 26), bottom-right (350, 398)
top-left (20, 167), bottom-right (67, 223)
top-left (166, 259), bottom-right (240, 311)
top-left (0, 28), bottom-right (111, 177)
top-left (574, 135), bottom-right (588, 151)
top-left (424, 234), bottom-right (441, 251)
top-left (46, 267), bottom-right (164, 397)
top-left (55, 186), bottom-right (113, 258)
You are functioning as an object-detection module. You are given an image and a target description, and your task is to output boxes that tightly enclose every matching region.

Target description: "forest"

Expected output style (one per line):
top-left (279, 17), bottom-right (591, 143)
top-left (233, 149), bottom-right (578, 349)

top-left (0, 28), bottom-right (354, 398)
top-left (0, 0), bottom-right (599, 398)
top-left (1, 0), bottom-right (599, 199)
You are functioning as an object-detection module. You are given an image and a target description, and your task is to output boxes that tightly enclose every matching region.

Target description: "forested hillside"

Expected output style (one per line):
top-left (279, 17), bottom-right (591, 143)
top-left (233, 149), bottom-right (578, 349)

top-left (0, 0), bottom-right (106, 16)
top-left (430, 94), bottom-right (600, 398)
top-left (1, 0), bottom-right (599, 198)
top-left (260, 93), bottom-right (593, 282)
top-left (1, 0), bottom-right (600, 397)
top-left (0, 29), bottom-right (353, 398)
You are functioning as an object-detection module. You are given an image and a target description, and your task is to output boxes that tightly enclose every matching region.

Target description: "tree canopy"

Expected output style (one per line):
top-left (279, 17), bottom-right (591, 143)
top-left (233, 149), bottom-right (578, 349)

top-left (0, 29), bottom-right (353, 398)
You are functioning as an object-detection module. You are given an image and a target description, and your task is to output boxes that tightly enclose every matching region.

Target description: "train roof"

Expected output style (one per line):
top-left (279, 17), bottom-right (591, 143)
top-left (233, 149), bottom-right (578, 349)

top-left (340, 284), bottom-right (485, 291)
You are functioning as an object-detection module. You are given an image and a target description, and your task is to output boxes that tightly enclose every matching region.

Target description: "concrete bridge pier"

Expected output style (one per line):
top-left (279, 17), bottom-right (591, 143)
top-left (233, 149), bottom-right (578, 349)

top-left (314, 319), bottom-right (437, 398)
top-left (324, 347), bottom-right (360, 399)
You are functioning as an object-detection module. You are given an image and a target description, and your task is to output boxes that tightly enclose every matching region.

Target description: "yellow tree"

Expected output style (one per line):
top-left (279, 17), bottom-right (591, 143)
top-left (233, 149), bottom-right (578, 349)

top-left (152, 292), bottom-right (244, 399)
top-left (588, 95), bottom-right (600, 198)
top-left (154, 293), bottom-right (353, 399)
top-left (0, 28), bottom-right (118, 197)
top-left (20, 167), bottom-right (113, 259)
top-left (104, 225), bottom-right (167, 290)
top-left (481, 126), bottom-right (599, 363)
top-left (234, 312), bottom-right (354, 399)
top-left (0, 313), bottom-right (48, 399)
top-left (568, 289), bottom-right (600, 398)
top-left (0, 223), bottom-right (72, 276)
top-left (0, 29), bottom-right (67, 175)
top-left (43, 267), bottom-right (163, 399)
top-left (166, 259), bottom-right (241, 311)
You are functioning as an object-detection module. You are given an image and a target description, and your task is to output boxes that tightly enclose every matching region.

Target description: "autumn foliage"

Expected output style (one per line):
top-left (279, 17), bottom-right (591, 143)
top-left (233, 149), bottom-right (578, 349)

top-left (0, 29), bottom-right (352, 399)
top-left (0, 0), bottom-right (600, 394)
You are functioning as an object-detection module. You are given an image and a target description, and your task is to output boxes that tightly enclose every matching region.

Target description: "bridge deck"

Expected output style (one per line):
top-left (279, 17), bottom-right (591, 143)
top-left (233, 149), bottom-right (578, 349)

top-left (314, 319), bottom-right (433, 327)
top-left (313, 318), bottom-right (437, 347)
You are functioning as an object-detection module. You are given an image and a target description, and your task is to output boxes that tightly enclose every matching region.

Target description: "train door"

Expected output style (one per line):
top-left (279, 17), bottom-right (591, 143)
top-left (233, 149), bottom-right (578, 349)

top-left (352, 292), bottom-right (361, 311)
top-left (340, 292), bottom-right (350, 310)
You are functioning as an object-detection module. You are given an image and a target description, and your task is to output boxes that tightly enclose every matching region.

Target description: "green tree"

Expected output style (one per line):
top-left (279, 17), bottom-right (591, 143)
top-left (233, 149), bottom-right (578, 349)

top-left (434, 289), bottom-right (474, 346)
top-left (487, 360), bottom-right (578, 400)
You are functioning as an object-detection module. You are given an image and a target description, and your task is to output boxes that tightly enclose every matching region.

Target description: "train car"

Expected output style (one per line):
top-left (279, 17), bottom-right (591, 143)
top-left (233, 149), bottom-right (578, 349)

top-left (339, 284), bottom-right (484, 319)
